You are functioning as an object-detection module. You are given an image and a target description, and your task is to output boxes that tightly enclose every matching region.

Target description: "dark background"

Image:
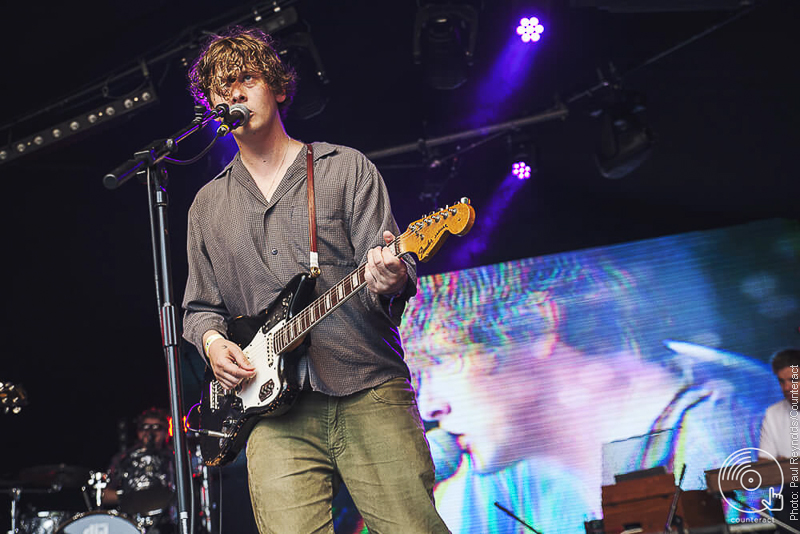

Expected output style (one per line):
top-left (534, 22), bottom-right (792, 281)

top-left (0, 0), bottom-right (797, 529)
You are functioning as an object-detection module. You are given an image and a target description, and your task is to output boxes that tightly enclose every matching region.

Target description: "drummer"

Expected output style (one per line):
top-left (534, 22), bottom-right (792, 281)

top-left (102, 407), bottom-right (172, 507)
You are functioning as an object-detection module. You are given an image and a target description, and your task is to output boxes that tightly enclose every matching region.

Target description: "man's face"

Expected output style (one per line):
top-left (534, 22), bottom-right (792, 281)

top-left (137, 417), bottom-right (168, 448)
top-left (209, 71), bottom-right (285, 138)
top-left (777, 366), bottom-right (799, 404)
top-left (414, 342), bottom-right (548, 475)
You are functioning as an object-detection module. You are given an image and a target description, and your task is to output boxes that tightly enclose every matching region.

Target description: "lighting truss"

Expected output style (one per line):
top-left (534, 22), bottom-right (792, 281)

top-left (0, 83), bottom-right (159, 167)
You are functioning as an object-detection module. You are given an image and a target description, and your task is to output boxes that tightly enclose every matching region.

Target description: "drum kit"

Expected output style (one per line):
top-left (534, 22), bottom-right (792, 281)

top-left (2, 454), bottom-right (178, 534)
top-left (1, 383), bottom-right (212, 534)
top-left (3, 446), bottom-right (212, 534)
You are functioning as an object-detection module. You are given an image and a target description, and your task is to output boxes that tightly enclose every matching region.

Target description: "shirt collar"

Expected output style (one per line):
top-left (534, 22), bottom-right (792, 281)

top-left (215, 141), bottom-right (338, 181)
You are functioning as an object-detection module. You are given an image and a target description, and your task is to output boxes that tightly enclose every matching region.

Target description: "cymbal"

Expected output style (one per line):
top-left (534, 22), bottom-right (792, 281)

top-left (18, 464), bottom-right (91, 489)
top-left (0, 480), bottom-right (59, 495)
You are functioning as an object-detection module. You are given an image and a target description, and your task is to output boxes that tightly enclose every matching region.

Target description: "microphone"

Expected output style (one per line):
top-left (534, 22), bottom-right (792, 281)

top-left (217, 103), bottom-right (251, 136)
top-left (425, 428), bottom-right (463, 482)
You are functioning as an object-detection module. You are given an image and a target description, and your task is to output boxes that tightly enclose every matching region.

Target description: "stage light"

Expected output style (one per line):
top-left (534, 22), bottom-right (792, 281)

top-left (594, 92), bottom-right (654, 179)
top-left (253, 6), bottom-right (330, 120)
top-left (277, 32), bottom-right (330, 120)
top-left (0, 83), bottom-right (159, 167)
top-left (508, 133), bottom-right (537, 180)
top-left (413, 3), bottom-right (480, 90)
top-left (512, 161), bottom-right (532, 179)
top-left (516, 17), bottom-right (545, 43)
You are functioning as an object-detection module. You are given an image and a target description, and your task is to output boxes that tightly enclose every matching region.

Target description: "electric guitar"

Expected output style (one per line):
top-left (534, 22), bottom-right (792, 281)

top-left (196, 199), bottom-right (476, 466)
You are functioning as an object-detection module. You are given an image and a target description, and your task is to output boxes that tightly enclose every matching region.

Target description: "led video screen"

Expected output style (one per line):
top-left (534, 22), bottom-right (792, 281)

top-left (390, 218), bottom-right (799, 534)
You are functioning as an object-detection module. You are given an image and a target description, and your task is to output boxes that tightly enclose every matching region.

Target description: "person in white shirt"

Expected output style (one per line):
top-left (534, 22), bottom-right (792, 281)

top-left (758, 348), bottom-right (800, 534)
top-left (759, 348), bottom-right (800, 460)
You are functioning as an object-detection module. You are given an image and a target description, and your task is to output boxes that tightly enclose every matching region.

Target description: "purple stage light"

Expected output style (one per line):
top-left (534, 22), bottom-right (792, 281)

top-left (516, 17), bottom-right (545, 43)
top-left (512, 161), bottom-right (532, 179)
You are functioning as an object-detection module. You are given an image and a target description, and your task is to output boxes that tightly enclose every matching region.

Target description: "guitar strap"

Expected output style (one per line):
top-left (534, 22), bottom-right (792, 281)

top-left (306, 144), bottom-right (321, 278)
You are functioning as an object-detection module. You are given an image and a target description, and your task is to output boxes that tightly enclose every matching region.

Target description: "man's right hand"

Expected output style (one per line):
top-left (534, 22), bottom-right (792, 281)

top-left (205, 333), bottom-right (256, 390)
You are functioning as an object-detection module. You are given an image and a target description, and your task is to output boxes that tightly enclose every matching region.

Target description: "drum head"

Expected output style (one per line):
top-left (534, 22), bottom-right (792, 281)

top-left (54, 510), bottom-right (142, 534)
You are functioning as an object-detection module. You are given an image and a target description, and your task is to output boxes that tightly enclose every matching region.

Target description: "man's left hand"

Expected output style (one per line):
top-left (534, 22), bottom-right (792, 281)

top-left (366, 231), bottom-right (407, 296)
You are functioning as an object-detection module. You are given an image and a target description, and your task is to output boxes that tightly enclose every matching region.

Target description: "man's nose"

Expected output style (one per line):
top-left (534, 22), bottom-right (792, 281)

top-left (230, 84), bottom-right (246, 103)
top-left (417, 377), bottom-right (451, 421)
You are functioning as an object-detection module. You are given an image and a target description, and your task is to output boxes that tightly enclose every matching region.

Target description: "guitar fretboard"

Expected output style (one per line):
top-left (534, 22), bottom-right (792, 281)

top-left (272, 239), bottom-right (403, 354)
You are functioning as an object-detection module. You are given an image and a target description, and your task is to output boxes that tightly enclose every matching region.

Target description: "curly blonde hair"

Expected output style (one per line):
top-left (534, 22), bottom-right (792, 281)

top-left (188, 26), bottom-right (297, 113)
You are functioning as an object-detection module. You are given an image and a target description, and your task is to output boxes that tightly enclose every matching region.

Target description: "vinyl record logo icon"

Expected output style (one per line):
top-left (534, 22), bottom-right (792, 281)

top-left (717, 447), bottom-right (784, 513)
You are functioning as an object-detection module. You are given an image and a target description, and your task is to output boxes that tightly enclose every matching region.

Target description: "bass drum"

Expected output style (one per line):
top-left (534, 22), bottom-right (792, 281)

top-left (54, 510), bottom-right (142, 534)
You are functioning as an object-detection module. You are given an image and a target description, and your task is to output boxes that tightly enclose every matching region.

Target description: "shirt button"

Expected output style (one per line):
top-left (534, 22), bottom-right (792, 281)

top-left (271, 248), bottom-right (278, 255)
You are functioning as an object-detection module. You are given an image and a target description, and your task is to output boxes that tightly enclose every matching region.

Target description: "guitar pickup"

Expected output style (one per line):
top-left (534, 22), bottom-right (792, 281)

top-left (209, 381), bottom-right (223, 411)
top-left (259, 379), bottom-right (275, 402)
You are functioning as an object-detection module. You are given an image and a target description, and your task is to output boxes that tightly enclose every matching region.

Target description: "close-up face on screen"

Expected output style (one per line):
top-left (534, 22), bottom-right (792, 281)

top-left (397, 218), bottom-right (799, 534)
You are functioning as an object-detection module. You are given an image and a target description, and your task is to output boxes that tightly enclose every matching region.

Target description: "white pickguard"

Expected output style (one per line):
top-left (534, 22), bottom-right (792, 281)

top-left (236, 320), bottom-right (284, 411)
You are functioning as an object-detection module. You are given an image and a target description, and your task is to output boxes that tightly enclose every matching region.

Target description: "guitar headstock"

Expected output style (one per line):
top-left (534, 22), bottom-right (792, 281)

top-left (398, 198), bottom-right (476, 262)
top-left (0, 382), bottom-right (28, 415)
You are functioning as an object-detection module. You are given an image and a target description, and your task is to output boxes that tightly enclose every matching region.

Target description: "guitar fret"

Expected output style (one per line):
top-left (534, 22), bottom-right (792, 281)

top-left (337, 284), bottom-right (344, 300)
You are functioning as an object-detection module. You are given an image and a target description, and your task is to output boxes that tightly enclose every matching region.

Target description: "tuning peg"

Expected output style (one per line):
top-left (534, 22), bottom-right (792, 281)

top-left (459, 197), bottom-right (470, 205)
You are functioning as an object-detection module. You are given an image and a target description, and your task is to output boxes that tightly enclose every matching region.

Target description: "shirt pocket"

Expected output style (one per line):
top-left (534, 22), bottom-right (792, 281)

top-left (290, 205), bottom-right (355, 268)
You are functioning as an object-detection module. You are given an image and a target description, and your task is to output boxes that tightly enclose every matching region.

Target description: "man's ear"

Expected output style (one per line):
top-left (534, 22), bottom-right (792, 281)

top-left (276, 92), bottom-right (287, 103)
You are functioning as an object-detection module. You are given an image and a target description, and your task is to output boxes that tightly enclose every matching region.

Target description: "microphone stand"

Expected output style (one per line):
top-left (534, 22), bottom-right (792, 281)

top-left (103, 104), bottom-right (228, 534)
top-left (663, 464), bottom-right (687, 534)
top-left (494, 502), bottom-right (543, 534)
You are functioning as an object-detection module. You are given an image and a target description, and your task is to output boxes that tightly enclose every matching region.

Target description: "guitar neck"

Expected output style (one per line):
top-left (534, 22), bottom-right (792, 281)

top-left (273, 238), bottom-right (406, 354)
top-left (271, 199), bottom-right (476, 354)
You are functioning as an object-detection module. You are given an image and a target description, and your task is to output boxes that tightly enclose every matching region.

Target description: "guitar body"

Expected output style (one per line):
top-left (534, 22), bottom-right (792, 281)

top-left (198, 273), bottom-right (316, 466)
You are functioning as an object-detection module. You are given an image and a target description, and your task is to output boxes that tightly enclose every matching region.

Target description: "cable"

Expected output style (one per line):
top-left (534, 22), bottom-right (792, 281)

top-left (566, 3), bottom-right (760, 105)
top-left (163, 131), bottom-right (223, 166)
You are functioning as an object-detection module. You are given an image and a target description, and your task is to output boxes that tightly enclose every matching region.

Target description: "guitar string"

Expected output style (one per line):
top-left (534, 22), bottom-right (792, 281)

top-left (273, 234), bottom-right (407, 354)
